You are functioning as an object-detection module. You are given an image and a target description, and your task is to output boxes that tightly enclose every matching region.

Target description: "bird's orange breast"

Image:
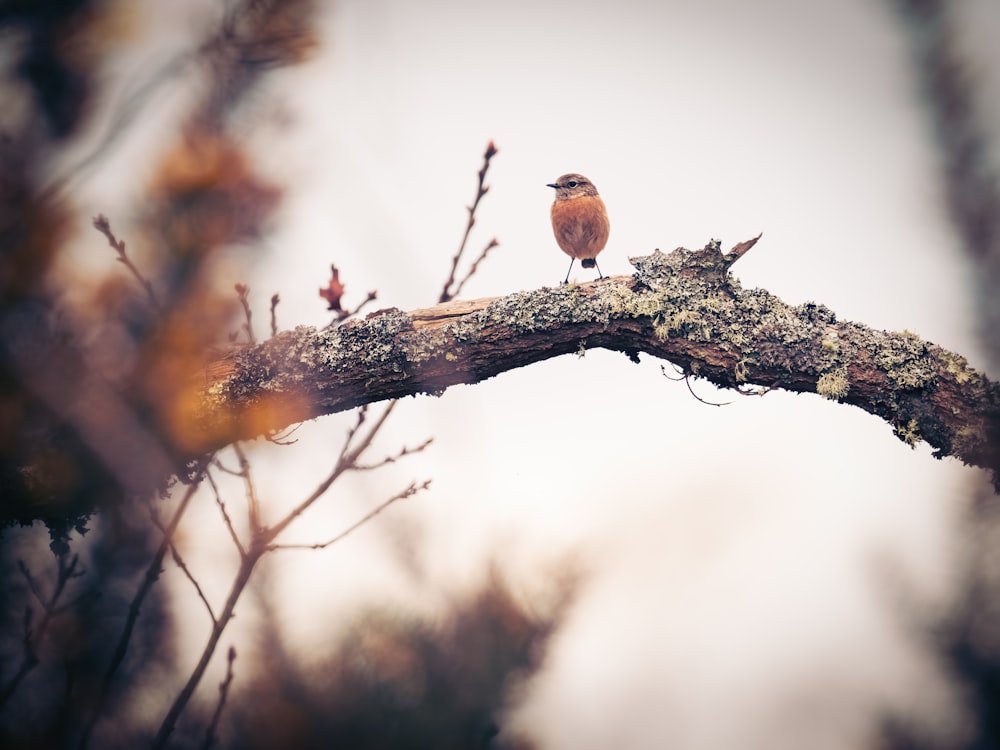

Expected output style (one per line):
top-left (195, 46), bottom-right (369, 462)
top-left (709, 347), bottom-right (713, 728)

top-left (550, 195), bottom-right (610, 260)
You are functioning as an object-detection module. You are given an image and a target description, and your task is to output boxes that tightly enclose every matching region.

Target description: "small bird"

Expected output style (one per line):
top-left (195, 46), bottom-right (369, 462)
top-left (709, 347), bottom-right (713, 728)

top-left (547, 173), bottom-right (610, 284)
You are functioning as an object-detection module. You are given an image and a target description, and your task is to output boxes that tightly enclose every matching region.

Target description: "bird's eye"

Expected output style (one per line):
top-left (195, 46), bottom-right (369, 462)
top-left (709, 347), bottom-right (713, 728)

top-left (567, 181), bottom-right (578, 188)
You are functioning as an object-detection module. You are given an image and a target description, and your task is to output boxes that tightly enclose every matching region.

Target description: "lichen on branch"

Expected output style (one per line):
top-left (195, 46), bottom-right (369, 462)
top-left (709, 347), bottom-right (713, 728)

top-left (198, 242), bottom-right (1000, 486)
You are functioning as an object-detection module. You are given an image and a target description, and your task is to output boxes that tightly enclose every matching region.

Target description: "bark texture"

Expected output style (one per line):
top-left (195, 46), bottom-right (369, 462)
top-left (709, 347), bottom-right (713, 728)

top-left (196, 243), bottom-right (1000, 486)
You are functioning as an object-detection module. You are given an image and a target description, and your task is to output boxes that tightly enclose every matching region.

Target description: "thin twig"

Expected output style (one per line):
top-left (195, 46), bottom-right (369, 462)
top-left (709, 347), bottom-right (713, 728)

top-left (18, 561), bottom-right (47, 606)
top-left (0, 554), bottom-right (83, 712)
top-left (210, 456), bottom-right (243, 477)
top-left (206, 470), bottom-right (245, 555)
top-left (354, 436), bottom-right (434, 471)
top-left (153, 407), bottom-right (404, 748)
top-left (155, 398), bottom-right (427, 749)
top-left (147, 507), bottom-right (216, 623)
top-left (166, 538), bottom-right (217, 625)
top-left (273, 480), bottom-right (431, 551)
top-left (345, 290), bottom-right (378, 320)
top-left (338, 405), bottom-right (370, 464)
top-left (660, 364), bottom-right (732, 406)
top-left (152, 552), bottom-right (257, 750)
top-left (199, 646), bottom-right (236, 750)
top-left (350, 403), bottom-right (370, 431)
top-left (683, 374), bottom-right (731, 407)
top-left (232, 443), bottom-right (260, 533)
top-left (77, 463), bottom-right (209, 750)
top-left (266, 402), bottom-right (395, 540)
top-left (660, 363), bottom-right (686, 381)
top-left (93, 214), bottom-right (161, 311)
top-left (439, 140), bottom-right (499, 303)
top-left (235, 284), bottom-right (255, 345)
top-left (449, 237), bottom-right (500, 301)
top-left (269, 293), bottom-right (280, 338)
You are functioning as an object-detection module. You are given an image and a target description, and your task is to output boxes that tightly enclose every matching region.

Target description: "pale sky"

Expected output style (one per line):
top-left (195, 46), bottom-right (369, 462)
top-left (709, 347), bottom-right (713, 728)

top-left (68, 0), bottom-right (1000, 747)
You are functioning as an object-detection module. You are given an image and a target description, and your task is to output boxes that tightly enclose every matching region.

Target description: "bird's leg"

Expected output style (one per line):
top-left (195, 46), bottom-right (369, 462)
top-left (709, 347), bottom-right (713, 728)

top-left (562, 258), bottom-right (575, 284)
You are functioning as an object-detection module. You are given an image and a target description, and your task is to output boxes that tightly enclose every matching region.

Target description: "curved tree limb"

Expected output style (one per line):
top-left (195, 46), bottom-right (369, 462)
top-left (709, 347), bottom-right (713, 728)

top-left (192, 241), bottom-right (1000, 487)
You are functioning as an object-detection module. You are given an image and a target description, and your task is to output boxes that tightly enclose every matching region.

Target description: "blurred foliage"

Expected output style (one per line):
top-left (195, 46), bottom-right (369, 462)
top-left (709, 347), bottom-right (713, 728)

top-left (0, 496), bottom-right (175, 749)
top-left (892, 0), bottom-right (1000, 369)
top-left (226, 569), bottom-right (576, 750)
top-left (0, 0), bottom-right (310, 541)
top-left (883, 2), bottom-right (1000, 749)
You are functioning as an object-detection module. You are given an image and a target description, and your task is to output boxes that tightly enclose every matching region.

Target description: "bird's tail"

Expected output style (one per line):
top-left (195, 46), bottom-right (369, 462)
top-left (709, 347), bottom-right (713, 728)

top-left (581, 258), bottom-right (596, 269)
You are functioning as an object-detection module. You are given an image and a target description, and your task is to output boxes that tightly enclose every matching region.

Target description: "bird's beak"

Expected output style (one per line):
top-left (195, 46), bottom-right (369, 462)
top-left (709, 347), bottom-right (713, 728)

top-left (546, 183), bottom-right (559, 189)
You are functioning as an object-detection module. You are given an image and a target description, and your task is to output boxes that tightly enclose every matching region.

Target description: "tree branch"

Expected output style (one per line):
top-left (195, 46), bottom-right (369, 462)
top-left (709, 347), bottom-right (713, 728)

top-left (196, 243), bottom-right (1000, 486)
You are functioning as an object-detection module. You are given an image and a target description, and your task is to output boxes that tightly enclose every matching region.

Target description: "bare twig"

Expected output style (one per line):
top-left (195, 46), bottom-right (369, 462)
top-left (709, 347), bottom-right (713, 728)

top-left (232, 443), bottom-right (260, 533)
top-left (355, 436), bottom-right (434, 471)
top-left (152, 551), bottom-right (256, 750)
top-left (77, 462), bottom-right (209, 750)
top-left (439, 141), bottom-right (499, 303)
top-left (449, 237), bottom-right (500, 301)
top-left (660, 364), bottom-right (731, 406)
top-left (235, 284), bottom-right (255, 345)
top-left (166, 537), bottom-right (217, 625)
top-left (207, 470), bottom-right (245, 555)
top-left (269, 293), bottom-right (280, 337)
top-left (345, 290), bottom-right (378, 320)
top-left (210, 456), bottom-right (243, 477)
top-left (660, 363), bottom-right (686, 381)
top-left (0, 554), bottom-right (84, 712)
top-left (199, 646), bottom-right (236, 750)
top-left (18, 560), bottom-right (47, 606)
top-left (683, 374), bottom-right (731, 407)
top-left (343, 404), bottom-right (369, 445)
top-left (93, 214), bottom-right (161, 311)
top-left (267, 402), bottom-right (395, 540)
top-left (273, 480), bottom-right (431, 551)
top-left (153, 399), bottom-right (427, 749)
